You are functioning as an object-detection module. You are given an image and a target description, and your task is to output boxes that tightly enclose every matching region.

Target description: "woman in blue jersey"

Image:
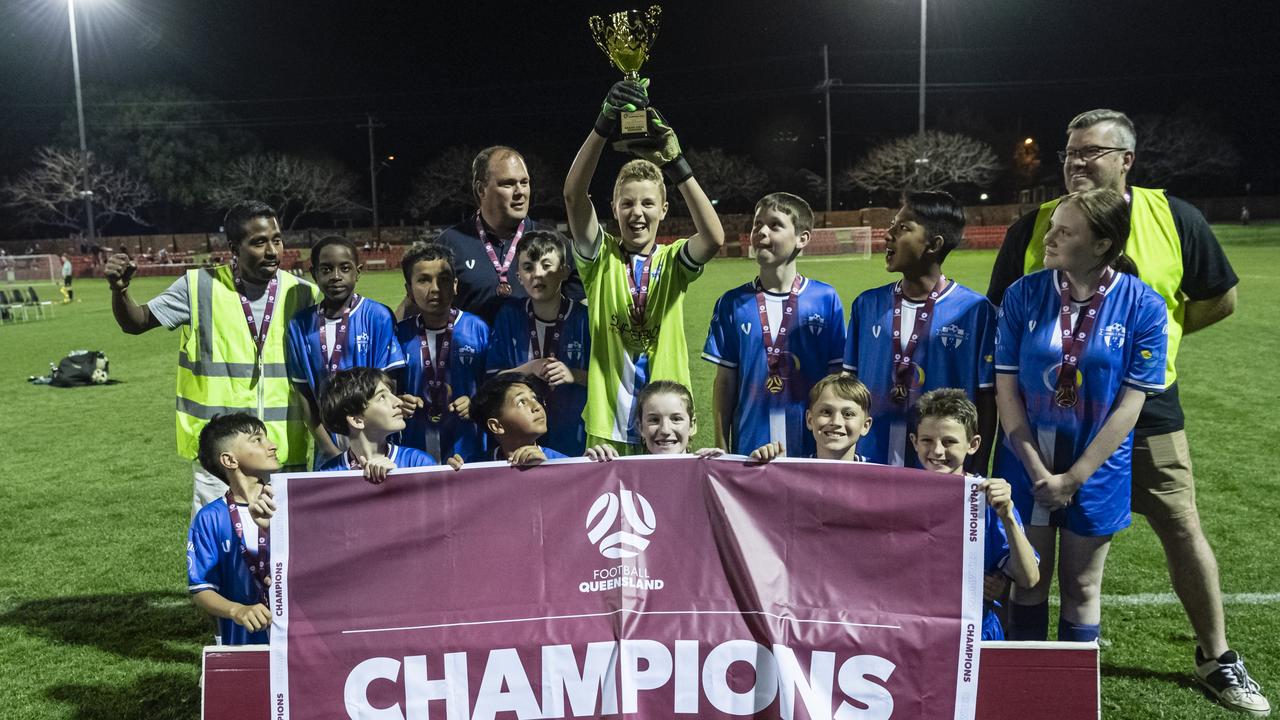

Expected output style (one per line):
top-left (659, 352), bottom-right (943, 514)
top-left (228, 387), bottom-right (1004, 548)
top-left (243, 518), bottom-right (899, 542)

top-left (994, 188), bottom-right (1168, 643)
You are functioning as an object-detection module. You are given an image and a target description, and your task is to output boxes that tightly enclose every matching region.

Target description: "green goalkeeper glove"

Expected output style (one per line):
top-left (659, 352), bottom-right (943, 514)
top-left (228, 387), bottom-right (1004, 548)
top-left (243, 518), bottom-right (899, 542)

top-left (594, 79), bottom-right (650, 137)
top-left (617, 109), bottom-right (694, 185)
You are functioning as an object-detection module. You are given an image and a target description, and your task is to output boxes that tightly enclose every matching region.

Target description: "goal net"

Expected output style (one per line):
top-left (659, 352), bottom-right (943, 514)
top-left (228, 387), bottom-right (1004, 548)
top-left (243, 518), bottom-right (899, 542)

top-left (0, 254), bottom-right (59, 286)
top-left (803, 226), bottom-right (874, 259)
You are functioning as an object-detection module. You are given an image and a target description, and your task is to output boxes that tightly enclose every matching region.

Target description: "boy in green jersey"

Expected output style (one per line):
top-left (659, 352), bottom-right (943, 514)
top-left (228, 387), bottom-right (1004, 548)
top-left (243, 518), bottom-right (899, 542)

top-left (563, 80), bottom-right (725, 453)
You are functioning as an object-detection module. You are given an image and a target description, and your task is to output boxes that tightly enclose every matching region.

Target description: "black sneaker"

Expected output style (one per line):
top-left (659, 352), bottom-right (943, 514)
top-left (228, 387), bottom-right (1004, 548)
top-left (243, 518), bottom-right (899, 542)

top-left (1196, 648), bottom-right (1271, 716)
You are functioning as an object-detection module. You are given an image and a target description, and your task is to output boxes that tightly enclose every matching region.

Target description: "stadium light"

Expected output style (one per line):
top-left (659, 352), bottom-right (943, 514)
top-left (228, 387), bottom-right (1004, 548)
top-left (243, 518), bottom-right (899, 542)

top-left (66, 0), bottom-right (95, 245)
top-left (1023, 137), bottom-right (1034, 145)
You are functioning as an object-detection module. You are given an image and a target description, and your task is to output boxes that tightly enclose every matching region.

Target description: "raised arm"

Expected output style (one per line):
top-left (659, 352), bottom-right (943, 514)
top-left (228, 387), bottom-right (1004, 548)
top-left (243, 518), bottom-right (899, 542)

top-left (564, 131), bottom-right (607, 260)
top-left (105, 253), bottom-right (160, 334)
top-left (564, 81), bottom-right (651, 261)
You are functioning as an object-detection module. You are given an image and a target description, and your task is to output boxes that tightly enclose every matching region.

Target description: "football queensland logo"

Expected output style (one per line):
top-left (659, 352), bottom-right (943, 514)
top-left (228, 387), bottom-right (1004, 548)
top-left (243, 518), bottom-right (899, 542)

top-left (586, 490), bottom-right (655, 558)
top-left (580, 489), bottom-right (665, 593)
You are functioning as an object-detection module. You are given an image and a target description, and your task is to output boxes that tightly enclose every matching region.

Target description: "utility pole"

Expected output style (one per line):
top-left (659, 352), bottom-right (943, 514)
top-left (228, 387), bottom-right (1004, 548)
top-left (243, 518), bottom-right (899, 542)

top-left (815, 45), bottom-right (841, 214)
top-left (358, 113), bottom-right (385, 241)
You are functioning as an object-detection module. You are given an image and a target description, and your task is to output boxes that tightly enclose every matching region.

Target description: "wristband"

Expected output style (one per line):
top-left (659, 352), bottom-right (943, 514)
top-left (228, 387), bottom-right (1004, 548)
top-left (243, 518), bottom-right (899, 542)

top-left (662, 154), bottom-right (694, 186)
top-left (593, 111), bottom-right (616, 138)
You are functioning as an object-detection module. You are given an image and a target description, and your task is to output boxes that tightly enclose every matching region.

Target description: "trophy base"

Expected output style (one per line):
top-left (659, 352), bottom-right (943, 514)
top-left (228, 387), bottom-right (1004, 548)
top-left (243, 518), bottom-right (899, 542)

top-left (612, 108), bottom-right (656, 153)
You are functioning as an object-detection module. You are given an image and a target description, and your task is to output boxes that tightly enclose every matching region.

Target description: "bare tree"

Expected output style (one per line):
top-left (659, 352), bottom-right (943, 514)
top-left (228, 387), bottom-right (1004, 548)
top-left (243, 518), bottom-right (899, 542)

top-left (1, 147), bottom-right (155, 232)
top-left (209, 154), bottom-right (367, 229)
top-left (674, 147), bottom-right (768, 212)
top-left (841, 131), bottom-right (1001, 196)
top-left (1133, 114), bottom-right (1240, 192)
top-left (404, 146), bottom-right (480, 222)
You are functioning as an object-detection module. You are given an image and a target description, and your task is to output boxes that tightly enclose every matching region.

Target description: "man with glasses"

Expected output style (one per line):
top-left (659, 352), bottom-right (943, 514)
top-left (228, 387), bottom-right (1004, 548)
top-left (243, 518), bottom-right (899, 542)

top-left (987, 109), bottom-right (1267, 716)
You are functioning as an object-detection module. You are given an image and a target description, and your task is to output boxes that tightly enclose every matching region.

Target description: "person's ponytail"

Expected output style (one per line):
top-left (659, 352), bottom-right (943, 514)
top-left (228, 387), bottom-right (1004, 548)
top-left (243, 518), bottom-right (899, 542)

top-left (1111, 252), bottom-right (1140, 277)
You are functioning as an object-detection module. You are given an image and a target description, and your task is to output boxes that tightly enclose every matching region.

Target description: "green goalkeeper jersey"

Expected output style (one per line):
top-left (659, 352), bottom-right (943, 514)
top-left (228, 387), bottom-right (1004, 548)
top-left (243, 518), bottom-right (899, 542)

top-left (575, 229), bottom-right (704, 444)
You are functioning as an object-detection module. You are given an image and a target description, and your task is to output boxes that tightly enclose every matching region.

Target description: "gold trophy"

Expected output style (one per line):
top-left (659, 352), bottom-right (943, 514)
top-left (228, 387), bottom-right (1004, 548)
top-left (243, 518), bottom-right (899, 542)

top-left (589, 5), bottom-right (662, 147)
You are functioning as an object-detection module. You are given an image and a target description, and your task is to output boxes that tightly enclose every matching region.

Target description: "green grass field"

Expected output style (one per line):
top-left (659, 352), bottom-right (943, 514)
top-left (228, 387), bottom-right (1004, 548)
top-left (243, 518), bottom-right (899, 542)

top-left (1, 228), bottom-right (1277, 718)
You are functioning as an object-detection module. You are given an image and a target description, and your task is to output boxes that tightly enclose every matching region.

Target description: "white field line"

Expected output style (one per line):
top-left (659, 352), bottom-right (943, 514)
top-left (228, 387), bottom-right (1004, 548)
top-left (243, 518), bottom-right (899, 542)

top-left (1103, 592), bottom-right (1280, 606)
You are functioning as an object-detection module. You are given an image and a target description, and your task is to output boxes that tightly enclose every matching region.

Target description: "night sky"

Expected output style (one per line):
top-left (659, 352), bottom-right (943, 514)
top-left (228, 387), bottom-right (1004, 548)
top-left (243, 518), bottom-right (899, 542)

top-left (1, 0), bottom-right (1278, 226)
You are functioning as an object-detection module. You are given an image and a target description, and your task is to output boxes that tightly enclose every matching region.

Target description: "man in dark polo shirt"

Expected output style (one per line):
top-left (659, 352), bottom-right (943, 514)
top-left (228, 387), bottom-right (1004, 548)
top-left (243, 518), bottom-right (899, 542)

top-left (427, 146), bottom-right (583, 325)
top-left (988, 109), bottom-right (1267, 716)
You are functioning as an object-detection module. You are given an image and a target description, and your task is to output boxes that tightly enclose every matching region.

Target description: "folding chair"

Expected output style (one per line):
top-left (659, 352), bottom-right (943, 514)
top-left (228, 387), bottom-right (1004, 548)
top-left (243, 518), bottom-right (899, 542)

top-left (26, 286), bottom-right (55, 319)
top-left (0, 290), bottom-right (28, 322)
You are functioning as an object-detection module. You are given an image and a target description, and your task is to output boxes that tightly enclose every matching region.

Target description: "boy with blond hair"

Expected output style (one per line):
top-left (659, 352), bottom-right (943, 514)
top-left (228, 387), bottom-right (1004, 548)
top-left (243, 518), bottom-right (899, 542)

top-left (563, 80), bottom-right (724, 453)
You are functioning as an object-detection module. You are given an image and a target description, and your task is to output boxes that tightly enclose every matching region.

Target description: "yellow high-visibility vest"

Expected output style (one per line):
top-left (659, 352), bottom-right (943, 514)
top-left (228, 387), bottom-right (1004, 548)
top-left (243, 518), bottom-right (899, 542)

top-left (174, 265), bottom-right (319, 465)
top-left (1024, 186), bottom-right (1183, 387)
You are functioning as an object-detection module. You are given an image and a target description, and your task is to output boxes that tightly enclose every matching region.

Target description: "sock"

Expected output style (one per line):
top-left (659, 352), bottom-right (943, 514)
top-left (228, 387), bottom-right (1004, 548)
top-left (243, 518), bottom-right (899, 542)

top-left (1009, 600), bottom-right (1049, 641)
top-left (1057, 618), bottom-right (1101, 642)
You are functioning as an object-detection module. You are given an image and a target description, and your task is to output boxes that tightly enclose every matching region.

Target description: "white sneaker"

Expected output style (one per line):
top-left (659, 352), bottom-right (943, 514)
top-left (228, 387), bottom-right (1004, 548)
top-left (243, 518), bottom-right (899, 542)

top-left (1196, 648), bottom-right (1272, 717)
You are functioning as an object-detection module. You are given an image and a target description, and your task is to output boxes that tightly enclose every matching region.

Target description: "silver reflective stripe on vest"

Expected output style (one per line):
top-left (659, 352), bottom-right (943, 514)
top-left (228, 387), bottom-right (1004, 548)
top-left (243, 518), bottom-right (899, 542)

top-left (176, 396), bottom-right (295, 422)
top-left (197, 269), bottom-right (215, 364)
top-left (177, 353), bottom-right (289, 378)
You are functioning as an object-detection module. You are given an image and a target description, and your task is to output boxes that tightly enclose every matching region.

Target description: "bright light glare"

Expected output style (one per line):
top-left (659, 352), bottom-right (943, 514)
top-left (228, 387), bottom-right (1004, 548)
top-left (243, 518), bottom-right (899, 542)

top-left (1023, 137), bottom-right (1034, 145)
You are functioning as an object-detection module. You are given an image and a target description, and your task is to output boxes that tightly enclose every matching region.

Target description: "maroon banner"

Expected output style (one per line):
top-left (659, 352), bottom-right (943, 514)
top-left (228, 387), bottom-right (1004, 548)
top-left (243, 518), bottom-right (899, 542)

top-left (270, 456), bottom-right (985, 719)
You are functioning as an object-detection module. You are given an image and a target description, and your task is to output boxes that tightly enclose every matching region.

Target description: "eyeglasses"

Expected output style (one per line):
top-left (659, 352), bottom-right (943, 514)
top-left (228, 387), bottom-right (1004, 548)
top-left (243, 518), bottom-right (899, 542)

top-left (1057, 146), bottom-right (1130, 163)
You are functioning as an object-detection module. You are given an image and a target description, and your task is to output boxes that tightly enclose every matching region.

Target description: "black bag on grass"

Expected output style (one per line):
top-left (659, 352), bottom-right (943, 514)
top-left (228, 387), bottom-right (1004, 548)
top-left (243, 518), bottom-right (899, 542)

top-left (50, 350), bottom-right (109, 386)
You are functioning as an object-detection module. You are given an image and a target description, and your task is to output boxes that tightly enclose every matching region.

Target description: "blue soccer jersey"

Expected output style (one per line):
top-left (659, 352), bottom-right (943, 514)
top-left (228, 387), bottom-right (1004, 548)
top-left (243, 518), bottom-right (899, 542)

top-left (487, 297), bottom-right (590, 456)
top-left (993, 269), bottom-right (1167, 536)
top-left (317, 443), bottom-right (438, 471)
top-left (702, 277), bottom-right (845, 456)
top-left (187, 497), bottom-right (269, 646)
top-left (844, 280), bottom-right (996, 467)
top-left (395, 311), bottom-right (490, 462)
top-left (285, 296), bottom-right (405, 397)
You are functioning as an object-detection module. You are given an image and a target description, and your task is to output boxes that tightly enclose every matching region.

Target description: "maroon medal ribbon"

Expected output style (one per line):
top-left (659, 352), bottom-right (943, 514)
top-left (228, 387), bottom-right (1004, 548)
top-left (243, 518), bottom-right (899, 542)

top-left (224, 490), bottom-right (270, 604)
top-left (318, 293), bottom-right (359, 375)
top-left (527, 298), bottom-right (569, 360)
top-left (417, 309), bottom-right (458, 422)
top-left (475, 215), bottom-right (525, 296)
top-left (756, 274), bottom-right (804, 394)
top-left (235, 275), bottom-right (280, 354)
top-left (891, 275), bottom-right (948, 403)
top-left (1054, 268), bottom-right (1115, 409)
top-left (625, 251), bottom-right (655, 331)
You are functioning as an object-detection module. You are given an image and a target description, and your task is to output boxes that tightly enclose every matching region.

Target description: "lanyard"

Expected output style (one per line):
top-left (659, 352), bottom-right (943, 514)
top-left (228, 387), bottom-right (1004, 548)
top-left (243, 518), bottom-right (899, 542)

top-left (475, 215), bottom-right (525, 296)
top-left (527, 298), bottom-right (569, 360)
top-left (235, 275), bottom-right (280, 354)
top-left (1053, 268), bottom-right (1115, 408)
top-left (417, 309), bottom-right (458, 421)
top-left (890, 275), bottom-right (947, 403)
top-left (625, 251), bottom-right (655, 328)
top-left (756, 274), bottom-right (804, 394)
top-left (224, 490), bottom-right (270, 604)
top-left (318, 294), bottom-right (359, 374)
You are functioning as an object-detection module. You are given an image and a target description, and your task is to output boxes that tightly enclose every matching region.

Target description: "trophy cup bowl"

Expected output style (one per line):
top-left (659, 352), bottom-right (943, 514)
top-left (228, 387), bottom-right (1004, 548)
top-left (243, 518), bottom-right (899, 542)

top-left (589, 6), bottom-right (661, 145)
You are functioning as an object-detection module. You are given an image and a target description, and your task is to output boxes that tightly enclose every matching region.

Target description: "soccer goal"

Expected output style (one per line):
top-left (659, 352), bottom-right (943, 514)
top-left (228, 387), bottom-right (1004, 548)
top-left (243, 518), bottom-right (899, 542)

top-left (0, 254), bottom-right (59, 286)
top-left (804, 226), bottom-right (874, 259)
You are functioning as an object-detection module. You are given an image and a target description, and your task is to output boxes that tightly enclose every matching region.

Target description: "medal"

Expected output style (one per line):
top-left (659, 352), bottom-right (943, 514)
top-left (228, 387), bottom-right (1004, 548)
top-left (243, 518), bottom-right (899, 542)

top-left (1053, 268), bottom-right (1114, 412)
top-left (475, 214), bottom-right (524, 297)
top-left (620, 250), bottom-right (655, 351)
top-left (890, 275), bottom-right (947, 404)
top-left (756, 274), bottom-right (804, 398)
top-left (417, 309), bottom-right (458, 423)
top-left (1054, 385), bottom-right (1078, 408)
